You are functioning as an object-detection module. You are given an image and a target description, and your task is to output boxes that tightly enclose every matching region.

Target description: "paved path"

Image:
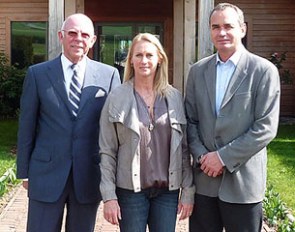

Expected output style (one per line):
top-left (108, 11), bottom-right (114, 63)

top-left (0, 185), bottom-right (188, 232)
top-left (0, 185), bottom-right (273, 231)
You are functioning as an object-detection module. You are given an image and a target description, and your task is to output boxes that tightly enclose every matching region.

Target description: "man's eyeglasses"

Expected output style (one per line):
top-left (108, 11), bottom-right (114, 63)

top-left (62, 30), bottom-right (91, 40)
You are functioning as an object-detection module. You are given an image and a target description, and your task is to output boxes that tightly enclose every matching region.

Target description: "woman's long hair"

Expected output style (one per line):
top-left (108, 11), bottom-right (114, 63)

top-left (123, 33), bottom-right (169, 96)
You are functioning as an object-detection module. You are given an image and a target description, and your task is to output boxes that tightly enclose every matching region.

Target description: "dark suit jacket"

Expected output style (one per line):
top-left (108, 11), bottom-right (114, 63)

top-left (185, 49), bottom-right (280, 203)
top-left (17, 55), bottom-right (120, 204)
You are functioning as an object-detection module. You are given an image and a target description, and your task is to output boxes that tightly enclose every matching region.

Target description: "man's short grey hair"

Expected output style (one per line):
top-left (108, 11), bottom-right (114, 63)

top-left (209, 3), bottom-right (245, 26)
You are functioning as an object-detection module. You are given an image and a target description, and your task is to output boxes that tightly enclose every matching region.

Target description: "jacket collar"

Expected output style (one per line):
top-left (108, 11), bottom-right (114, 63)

top-left (108, 80), bottom-right (186, 135)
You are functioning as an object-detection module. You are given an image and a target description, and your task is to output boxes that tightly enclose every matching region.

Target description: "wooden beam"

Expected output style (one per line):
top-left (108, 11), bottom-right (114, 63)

top-left (76, 0), bottom-right (84, 13)
top-left (65, 0), bottom-right (84, 17)
top-left (48, 0), bottom-right (64, 60)
top-left (173, 0), bottom-right (196, 94)
top-left (183, 0), bottom-right (196, 91)
top-left (173, 0), bottom-right (184, 92)
top-left (65, 0), bottom-right (76, 17)
top-left (198, 0), bottom-right (214, 60)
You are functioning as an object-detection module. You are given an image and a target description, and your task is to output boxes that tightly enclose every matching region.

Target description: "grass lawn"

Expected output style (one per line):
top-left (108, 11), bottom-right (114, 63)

top-left (267, 124), bottom-right (295, 214)
top-left (0, 119), bottom-right (18, 176)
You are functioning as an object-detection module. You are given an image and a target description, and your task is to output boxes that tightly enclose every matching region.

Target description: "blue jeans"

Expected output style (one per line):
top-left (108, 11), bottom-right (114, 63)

top-left (117, 187), bottom-right (179, 232)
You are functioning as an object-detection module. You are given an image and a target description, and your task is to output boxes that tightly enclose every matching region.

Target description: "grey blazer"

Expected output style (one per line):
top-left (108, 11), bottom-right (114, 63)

top-left (185, 49), bottom-right (280, 203)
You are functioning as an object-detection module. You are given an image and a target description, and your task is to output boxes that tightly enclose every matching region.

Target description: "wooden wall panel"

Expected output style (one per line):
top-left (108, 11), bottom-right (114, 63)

top-left (0, 0), bottom-right (48, 57)
top-left (85, 0), bottom-right (173, 21)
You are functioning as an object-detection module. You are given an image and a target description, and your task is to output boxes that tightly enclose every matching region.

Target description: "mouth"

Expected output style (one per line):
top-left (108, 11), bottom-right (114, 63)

top-left (217, 39), bottom-right (230, 44)
top-left (71, 44), bottom-right (83, 49)
top-left (140, 67), bottom-right (149, 70)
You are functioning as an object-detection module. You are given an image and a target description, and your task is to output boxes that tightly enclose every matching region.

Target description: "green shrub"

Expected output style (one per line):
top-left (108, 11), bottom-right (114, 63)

top-left (0, 53), bottom-right (26, 118)
top-left (0, 165), bottom-right (19, 197)
top-left (268, 52), bottom-right (293, 85)
top-left (263, 185), bottom-right (295, 231)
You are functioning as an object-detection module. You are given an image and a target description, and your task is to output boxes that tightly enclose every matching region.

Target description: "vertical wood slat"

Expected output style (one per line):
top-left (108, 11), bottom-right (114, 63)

top-left (198, 0), bottom-right (214, 60)
top-left (65, 0), bottom-right (76, 17)
top-left (183, 0), bottom-right (196, 92)
top-left (48, 0), bottom-right (64, 60)
top-left (173, 0), bottom-right (184, 92)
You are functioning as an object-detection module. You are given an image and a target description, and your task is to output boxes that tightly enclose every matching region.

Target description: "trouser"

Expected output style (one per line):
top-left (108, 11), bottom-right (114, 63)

top-left (189, 193), bottom-right (263, 232)
top-left (27, 172), bottom-right (99, 232)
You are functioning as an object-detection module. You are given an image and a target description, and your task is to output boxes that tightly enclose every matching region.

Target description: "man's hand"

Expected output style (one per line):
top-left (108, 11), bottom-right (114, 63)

top-left (22, 180), bottom-right (29, 190)
top-left (200, 151), bottom-right (224, 177)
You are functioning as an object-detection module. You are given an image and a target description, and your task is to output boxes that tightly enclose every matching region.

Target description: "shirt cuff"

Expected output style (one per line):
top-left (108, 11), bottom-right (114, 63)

top-left (216, 151), bottom-right (225, 166)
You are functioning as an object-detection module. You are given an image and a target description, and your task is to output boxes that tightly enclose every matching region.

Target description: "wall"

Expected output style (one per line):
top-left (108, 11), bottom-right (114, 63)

top-left (0, 0), bottom-right (48, 59)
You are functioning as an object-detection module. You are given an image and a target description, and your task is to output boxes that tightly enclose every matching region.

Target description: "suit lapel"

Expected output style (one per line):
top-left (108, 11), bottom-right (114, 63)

top-left (220, 52), bottom-right (248, 109)
top-left (204, 57), bottom-right (217, 115)
top-left (79, 60), bottom-right (95, 112)
top-left (78, 58), bottom-right (106, 115)
top-left (46, 56), bottom-right (73, 115)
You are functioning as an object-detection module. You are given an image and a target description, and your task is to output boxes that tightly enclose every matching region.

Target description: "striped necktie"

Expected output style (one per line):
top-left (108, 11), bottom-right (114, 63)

top-left (69, 64), bottom-right (82, 117)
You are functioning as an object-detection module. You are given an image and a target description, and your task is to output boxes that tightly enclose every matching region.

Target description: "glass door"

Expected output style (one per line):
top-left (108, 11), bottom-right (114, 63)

top-left (94, 23), bottom-right (163, 80)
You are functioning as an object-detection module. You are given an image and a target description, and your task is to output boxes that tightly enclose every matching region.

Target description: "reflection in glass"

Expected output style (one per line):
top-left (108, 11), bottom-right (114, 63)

top-left (11, 22), bottom-right (47, 69)
top-left (95, 23), bottom-right (162, 80)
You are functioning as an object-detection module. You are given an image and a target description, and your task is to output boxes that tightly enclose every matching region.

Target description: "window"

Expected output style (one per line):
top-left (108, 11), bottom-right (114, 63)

top-left (11, 22), bottom-right (47, 68)
top-left (94, 23), bottom-right (163, 80)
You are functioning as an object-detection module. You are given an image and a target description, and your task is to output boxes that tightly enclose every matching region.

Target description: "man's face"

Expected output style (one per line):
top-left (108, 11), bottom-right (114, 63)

top-left (58, 15), bottom-right (97, 63)
top-left (210, 7), bottom-right (246, 60)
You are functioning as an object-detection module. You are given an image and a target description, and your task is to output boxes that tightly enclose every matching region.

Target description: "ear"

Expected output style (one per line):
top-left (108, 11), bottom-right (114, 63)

top-left (241, 23), bottom-right (247, 38)
top-left (58, 31), bottom-right (64, 42)
top-left (88, 35), bottom-right (97, 48)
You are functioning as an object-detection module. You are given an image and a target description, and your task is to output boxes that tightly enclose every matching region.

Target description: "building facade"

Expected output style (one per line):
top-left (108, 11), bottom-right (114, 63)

top-left (0, 0), bottom-right (294, 116)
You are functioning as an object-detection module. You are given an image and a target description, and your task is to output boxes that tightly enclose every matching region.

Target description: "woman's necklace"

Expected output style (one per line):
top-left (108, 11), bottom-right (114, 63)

top-left (144, 94), bottom-right (155, 132)
top-left (134, 88), bottom-right (156, 132)
top-left (147, 106), bottom-right (154, 131)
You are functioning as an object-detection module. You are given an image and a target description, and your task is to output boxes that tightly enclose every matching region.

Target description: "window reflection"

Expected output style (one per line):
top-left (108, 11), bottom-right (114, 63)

top-left (95, 23), bottom-right (162, 81)
top-left (11, 22), bottom-right (47, 68)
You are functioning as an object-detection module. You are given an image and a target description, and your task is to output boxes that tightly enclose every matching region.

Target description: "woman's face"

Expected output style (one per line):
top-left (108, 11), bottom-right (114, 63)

top-left (131, 40), bottom-right (160, 79)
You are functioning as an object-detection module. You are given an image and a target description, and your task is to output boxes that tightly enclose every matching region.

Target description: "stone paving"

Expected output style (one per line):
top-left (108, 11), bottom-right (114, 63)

top-left (0, 184), bottom-right (273, 231)
top-left (0, 185), bottom-right (188, 232)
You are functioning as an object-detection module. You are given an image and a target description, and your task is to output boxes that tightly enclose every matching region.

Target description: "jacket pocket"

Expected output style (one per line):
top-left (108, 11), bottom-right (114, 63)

top-left (31, 147), bottom-right (51, 162)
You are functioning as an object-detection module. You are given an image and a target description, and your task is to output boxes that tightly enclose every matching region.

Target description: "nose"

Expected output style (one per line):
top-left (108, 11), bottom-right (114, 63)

top-left (141, 55), bottom-right (148, 63)
top-left (218, 27), bottom-right (227, 36)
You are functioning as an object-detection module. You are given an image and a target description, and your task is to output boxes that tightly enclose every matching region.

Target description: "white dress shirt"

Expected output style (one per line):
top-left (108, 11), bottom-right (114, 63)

top-left (61, 54), bottom-right (86, 97)
top-left (215, 49), bottom-right (243, 115)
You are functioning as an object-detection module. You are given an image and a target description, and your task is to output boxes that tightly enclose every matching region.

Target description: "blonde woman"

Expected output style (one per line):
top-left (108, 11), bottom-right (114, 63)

top-left (99, 33), bottom-right (194, 232)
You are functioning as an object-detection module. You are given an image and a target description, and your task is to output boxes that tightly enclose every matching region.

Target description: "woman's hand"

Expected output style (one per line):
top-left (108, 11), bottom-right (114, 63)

top-left (177, 202), bottom-right (194, 220)
top-left (103, 199), bottom-right (121, 225)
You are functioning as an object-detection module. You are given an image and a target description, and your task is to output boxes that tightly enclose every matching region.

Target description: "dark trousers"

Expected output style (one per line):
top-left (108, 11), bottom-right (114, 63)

top-left (27, 172), bottom-right (99, 232)
top-left (189, 194), bottom-right (263, 232)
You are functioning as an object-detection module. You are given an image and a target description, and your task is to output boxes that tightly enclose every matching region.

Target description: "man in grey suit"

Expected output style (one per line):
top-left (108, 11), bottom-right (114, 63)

top-left (16, 13), bottom-right (120, 231)
top-left (185, 3), bottom-right (280, 232)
